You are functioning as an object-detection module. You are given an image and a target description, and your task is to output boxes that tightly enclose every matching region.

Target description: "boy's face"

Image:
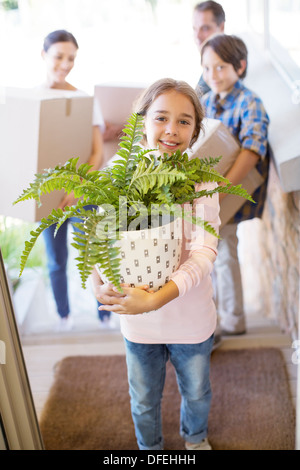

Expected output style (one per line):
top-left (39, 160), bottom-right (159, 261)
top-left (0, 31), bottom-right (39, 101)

top-left (144, 90), bottom-right (196, 155)
top-left (202, 46), bottom-right (245, 95)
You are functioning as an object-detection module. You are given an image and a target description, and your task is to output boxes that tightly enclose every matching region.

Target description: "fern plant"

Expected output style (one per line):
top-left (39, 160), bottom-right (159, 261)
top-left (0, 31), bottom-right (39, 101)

top-left (14, 112), bottom-right (254, 291)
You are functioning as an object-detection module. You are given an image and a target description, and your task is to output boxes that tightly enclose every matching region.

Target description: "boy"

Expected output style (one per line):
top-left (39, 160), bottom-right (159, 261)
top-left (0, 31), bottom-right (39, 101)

top-left (201, 34), bottom-right (270, 335)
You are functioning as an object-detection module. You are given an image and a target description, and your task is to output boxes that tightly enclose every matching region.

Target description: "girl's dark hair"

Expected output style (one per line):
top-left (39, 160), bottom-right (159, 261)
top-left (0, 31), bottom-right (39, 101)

top-left (201, 34), bottom-right (248, 79)
top-left (135, 78), bottom-right (205, 147)
top-left (194, 1), bottom-right (225, 26)
top-left (43, 30), bottom-right (79, 52)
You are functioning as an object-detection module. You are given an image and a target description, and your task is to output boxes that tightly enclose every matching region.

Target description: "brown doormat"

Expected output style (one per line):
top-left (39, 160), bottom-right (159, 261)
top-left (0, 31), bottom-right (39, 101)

top-left (39, 348), bottom-right (295, 450)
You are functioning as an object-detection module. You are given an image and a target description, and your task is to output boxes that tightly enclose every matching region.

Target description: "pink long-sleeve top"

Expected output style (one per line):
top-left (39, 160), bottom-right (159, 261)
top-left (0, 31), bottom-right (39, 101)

top-left (120, 181), bottom-right (221, 344)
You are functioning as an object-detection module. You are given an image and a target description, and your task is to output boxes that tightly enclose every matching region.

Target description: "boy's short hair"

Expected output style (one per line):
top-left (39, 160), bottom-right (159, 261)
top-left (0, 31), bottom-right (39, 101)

top-left (201, 34), bottom-right (248, 79)
top-left (194, 1), bottom-right (226, 26)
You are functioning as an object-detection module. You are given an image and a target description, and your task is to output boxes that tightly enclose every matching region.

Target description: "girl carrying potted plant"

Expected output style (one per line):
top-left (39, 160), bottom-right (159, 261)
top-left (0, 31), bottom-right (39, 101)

top-left (92, 78), bottom-right (220, 450)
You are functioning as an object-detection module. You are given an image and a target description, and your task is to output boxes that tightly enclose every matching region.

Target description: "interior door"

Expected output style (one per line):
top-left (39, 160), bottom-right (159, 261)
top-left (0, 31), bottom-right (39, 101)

top-left (0, 248), bottom-right (44, 450)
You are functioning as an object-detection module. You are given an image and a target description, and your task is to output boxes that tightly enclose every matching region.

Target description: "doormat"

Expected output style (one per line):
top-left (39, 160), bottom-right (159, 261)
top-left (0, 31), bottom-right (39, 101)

top-left (39, 348), bottom-right (295, 450)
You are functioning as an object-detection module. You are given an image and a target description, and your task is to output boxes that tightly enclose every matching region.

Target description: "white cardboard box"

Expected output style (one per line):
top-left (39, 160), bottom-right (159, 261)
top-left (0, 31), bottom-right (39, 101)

top-left (94, 84), bottom-right (146, 166)
top-left (0, 87), bottom-right (93, 222)
top-left (188, 118), bottom-right (264, 228)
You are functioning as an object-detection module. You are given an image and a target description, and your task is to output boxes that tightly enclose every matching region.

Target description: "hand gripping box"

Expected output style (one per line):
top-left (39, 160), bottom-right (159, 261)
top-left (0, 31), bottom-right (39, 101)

top-left (94, 84), bottom-right (146, 166)
top-left (188, 118), bottom-right (264, 228)
top-left (0, 87), bottom-right (94, 222)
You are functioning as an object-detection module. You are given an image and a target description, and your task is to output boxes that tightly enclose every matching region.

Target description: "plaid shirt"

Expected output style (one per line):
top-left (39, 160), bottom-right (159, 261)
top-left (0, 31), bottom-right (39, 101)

top-left (201, 80), bottom-right (270, 223)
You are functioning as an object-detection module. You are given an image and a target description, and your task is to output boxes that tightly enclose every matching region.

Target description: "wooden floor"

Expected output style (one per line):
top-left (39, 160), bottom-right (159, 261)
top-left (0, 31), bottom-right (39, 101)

top-left (21, 311), bottom-right (298, 424)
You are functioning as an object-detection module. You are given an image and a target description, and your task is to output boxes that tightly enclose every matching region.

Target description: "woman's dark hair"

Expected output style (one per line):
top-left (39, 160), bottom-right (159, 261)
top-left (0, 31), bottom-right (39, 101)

top-left (194, 1), bottom-right (225, 26)
top-left (43, 30), bottom-right (79, 52)
top-left (201, 34), bottom-right (248, 79)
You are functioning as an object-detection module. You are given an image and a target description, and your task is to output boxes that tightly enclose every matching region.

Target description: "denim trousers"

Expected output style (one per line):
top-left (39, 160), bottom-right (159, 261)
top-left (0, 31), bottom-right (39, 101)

top-left (124, 335), bottom-right (214, 450)
top-left (43, 205), bottom-right (111, 320)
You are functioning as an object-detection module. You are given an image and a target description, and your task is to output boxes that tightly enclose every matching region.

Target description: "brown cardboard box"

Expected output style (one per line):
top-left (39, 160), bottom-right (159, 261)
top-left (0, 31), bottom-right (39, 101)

top-left (94, 84), bottom-right (146, 166)
top-left (0, 87), bottom-right (93, 222)
top-left (188, 118), bottom-right (264, 228)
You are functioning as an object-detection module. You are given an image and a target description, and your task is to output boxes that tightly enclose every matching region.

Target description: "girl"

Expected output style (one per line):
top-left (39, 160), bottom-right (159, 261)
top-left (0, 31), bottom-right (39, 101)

top-left (40, 30), bottom-right (112, 330)
top-left (92, 78), bottom-right (221, 450)
top-left (200, 34), bottom-right (270, 335)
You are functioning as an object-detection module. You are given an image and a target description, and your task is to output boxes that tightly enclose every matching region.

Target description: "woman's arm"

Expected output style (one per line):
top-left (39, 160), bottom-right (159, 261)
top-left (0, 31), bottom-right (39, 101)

top-left (58, 125), bottom-right (103, 209)
top-left (88, 125), bottom-right (104, 170)
top-left (102, 121), bottom-right (124, 142)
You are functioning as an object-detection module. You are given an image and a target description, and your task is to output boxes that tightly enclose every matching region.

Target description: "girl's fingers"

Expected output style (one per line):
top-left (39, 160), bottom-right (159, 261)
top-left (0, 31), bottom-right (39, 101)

top-left (98, 304), bottom-right (126, 314)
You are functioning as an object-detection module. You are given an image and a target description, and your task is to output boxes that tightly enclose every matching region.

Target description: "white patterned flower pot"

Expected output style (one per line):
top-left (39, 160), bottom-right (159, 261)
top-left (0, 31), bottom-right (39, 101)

top-left (98, 218), bottom-right (182, 291)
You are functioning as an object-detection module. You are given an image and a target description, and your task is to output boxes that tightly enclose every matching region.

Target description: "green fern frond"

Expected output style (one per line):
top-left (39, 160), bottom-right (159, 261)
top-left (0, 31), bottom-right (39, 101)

top-left (186, 158), bottom-right (229, 184)
top-left (128, 157), bottom-right (186, 199)
top-left (71, 210), bottom-right (122, 289)
top-left (176, 206), bottom-right (220, 240)
top-left (14, 157), bottom-right (114, 208)
top-left (107, 113), bottom-right (145, 188)
top-left (216, 184), bottom-right (255, 202)
top-left (199, 156), bottom-right (222, 167)
top-left (13, 171), bottom-right (56, 206)
top-left (190, 215), bottom-right (220, 239)
top-left (120, 113), bottom-right (144, 148)
top-left (18, 208), bottom-right (67, 276)
top-left (53, 201), bottom-right (88, 236)
top-left (93, 240), bottom-right (122, 291)
top-left (174, 183), bottom-right (255, 205)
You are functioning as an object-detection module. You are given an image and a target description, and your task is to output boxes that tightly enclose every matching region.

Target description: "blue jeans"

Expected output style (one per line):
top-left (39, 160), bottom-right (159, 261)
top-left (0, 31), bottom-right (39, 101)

top-left (124, 335), bottom-right (214, 450)
top-left (43, 205), bottom-right (111, 321)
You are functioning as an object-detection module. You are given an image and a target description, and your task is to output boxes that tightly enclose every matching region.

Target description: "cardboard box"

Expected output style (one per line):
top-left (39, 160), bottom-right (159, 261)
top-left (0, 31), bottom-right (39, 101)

top-left (94, 84), bottom-right (146, 166)
top-left (188, 118), bottom-right (264, 228)
top-left (0, 87), bottom-right (93, 222)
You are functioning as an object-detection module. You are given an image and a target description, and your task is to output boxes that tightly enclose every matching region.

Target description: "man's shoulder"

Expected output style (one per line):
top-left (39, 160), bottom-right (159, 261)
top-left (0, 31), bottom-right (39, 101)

top-left (197, 74), bottom-right (210, 98)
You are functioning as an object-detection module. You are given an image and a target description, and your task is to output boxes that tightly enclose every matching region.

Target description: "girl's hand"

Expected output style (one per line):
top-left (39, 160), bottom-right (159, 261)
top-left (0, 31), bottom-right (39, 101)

top-left (98, 284), bottom-right (155, 315)
top-left (94, 282), bottom-right (126, 304)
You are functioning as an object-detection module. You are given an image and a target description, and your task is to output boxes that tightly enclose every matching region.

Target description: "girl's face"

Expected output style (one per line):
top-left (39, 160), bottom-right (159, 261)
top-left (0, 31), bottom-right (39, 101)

top-left (42, 41), bottom-right (77, 86)
top-left (144, 90), bottom-right (196, 155)
top-left (202, 46), bottom-right (245, 95)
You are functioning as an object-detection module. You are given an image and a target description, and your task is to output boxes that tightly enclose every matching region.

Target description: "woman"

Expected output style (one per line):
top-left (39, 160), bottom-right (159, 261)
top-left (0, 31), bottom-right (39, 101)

top-left (41, 29), bottom-right (111, 331)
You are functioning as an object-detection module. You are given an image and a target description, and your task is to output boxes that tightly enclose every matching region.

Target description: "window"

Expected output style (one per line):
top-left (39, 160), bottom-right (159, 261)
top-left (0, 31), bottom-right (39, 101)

top-left (270, 0), bottom-right (300, 83)
top-left (247, 0), bottom-right (300, 91)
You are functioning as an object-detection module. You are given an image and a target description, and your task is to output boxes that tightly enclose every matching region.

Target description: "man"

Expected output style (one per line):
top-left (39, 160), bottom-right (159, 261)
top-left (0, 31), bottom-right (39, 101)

top-left (192, 1), bottom-right (225, 96)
